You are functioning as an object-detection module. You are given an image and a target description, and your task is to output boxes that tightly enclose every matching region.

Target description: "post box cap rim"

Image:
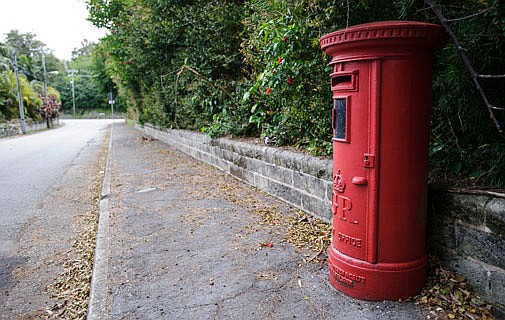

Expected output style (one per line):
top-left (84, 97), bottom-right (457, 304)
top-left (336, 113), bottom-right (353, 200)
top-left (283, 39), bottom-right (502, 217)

top-left (320, 20), bottom-right (447, 52)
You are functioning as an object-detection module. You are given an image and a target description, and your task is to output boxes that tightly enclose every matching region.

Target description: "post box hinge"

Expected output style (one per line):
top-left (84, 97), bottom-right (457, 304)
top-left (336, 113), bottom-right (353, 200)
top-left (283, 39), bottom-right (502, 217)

top-left (363, 153), bottom-right (375, 168)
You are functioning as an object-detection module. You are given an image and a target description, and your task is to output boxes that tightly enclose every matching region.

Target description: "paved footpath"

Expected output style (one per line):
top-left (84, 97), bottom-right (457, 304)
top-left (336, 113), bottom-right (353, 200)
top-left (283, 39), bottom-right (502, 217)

top-left (89, 123), bottom-right (426, 319)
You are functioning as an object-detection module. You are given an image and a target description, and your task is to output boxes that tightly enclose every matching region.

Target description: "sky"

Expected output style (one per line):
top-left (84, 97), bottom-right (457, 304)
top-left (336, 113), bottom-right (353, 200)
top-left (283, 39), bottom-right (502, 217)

top-left (0, 0), bottom-right (107, 60)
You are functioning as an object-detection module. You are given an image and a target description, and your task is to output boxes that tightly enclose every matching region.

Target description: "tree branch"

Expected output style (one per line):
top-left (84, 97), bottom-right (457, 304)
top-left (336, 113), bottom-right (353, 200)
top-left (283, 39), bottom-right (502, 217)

top-left (478, 74), bottom-right (505, 79)
top-left (173, 65), bottom-right (235, 128)
top-left (445, 0), bottom-right (499, 23)
top-left (425, 0), bottom-right (503, 133)
top-left (176, 65), bottom-right (233, 99)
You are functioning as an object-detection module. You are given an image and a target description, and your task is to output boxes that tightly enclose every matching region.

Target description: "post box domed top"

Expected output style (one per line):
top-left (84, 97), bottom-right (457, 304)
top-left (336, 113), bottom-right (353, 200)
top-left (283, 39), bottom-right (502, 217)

top-left (321, 21), bottom-right (447, 60)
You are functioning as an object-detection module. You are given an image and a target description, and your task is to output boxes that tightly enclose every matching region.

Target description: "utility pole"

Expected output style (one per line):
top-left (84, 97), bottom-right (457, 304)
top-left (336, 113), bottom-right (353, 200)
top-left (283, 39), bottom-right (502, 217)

top-left (12, 52), bottom-right (27, 134)
top-left (41, 52), bottom-right (50, 128)
top-left (68, 69), bottom-right (78, 117)
top-left (30, 47), bottom-right (50, 128)
top-left (41, 52), bottom-right (48, 104)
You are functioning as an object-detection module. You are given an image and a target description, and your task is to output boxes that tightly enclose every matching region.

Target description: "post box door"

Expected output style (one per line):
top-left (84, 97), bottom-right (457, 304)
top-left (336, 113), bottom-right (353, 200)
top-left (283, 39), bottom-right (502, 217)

top-left (331, 60), bottom-right (379, 264)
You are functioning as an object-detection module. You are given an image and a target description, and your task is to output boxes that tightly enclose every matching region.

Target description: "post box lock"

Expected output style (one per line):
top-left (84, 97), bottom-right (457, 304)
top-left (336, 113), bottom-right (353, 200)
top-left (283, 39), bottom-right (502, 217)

top-left (363, 153), bottom-right (375, 168)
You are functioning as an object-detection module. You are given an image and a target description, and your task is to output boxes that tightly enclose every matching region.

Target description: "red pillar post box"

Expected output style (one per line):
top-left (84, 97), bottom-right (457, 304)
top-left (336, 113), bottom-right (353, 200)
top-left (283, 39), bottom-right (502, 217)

top-left (320, 21), bottom-right (446, 300)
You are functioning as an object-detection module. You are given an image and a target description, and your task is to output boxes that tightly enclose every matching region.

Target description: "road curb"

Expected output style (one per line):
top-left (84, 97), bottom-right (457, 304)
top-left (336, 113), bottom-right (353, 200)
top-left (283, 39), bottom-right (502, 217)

top-left (87, 124), bottom-right (113, 320)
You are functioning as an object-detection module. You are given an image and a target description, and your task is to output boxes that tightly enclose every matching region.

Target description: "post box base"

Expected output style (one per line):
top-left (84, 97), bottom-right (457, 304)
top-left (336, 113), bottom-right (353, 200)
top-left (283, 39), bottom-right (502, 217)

top-left (328, 248), bottom-right (427, 301)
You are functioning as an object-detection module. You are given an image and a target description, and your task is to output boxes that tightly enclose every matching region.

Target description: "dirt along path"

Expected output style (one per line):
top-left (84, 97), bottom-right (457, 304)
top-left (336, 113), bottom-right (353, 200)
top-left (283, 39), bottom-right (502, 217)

top-left (0, 125), bottom-right (110, 319)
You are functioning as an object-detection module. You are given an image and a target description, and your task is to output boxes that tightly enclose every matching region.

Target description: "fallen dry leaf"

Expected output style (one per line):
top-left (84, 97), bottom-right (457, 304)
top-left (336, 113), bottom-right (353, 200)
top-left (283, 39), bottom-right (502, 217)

top-left (413, 256), bottom-right (497, 320)
top-left (43, 130), bottom-right (110, 319)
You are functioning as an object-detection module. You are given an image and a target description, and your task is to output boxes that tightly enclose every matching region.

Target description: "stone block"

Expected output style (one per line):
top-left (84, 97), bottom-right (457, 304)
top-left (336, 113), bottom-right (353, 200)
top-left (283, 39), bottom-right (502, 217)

top-left (442, 256), bottom-right (490, 300)
top-left (253, 174), bottom-right (302, 209)
top-left (298, 157), bottom-right (333, 180)
top-left (200, 151), bottom-right (214, 166)
top-left (242, 157), bottom-right (259, 173)
top-left (206, 153), bottom-right (220, 169)
top-left (273, 150), bottom-right (299, 170)
top-left (214, 157), bottom-right (231, 173)
top-left (229, 164), bottom-right (254, 185)
top-left (450, 194), bottom-right (488, 225)
top-left (213, 135), bottom-right (332, 178)
top-left (489, 268), bottom-right (505, 312)
top-left (210, 145), bottom-right (223, 159)
top-left (255, 160), bottom-right (293, 187)
top-left (172, 141), bottom-right (186, 153)
top-left (259, 148), bottom-right (278, 167)
top-left (456, 224), bottom-right (505, 269)
top-left (293, 171), bottom-right (327, 201)
top-left (427, 222), bottom-right (457, 256)
top-left (190, 149), bottom-right (201, 161)
top-left (324, 180), bottom-right (333, 203)
top-left (230, 152), bottom-right (247, 169)
top-left (221, 149), bottom-right (234, 163)
top-left (200, 142), bottom-right (212, 154)
top-left (299, 193), bottom-right (332, 223)
top-left (230, 141), bottom-right (265, 160)
top-left (484, 197), bottom-right (505, 238)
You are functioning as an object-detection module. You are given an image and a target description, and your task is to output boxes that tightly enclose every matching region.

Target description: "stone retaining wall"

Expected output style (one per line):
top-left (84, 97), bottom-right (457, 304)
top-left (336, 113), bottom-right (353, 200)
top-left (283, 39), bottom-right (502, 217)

top-left (138, 124), bottom-right (333, 222)
top-left (137, 124), bottom-right (505, 314)
top-left (428, 190), bottom-right (505, 313)
top-left (0, 119), bottom-right (60, 137)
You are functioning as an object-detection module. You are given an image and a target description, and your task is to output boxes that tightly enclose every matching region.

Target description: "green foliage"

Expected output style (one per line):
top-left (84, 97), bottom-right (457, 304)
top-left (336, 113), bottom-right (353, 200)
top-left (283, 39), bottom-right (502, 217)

top-left (0, 71), bottom-right (19, 119)
top-left (90, 43), bottom-right (116, 99)
top-left (0, 70), bottom-right (43, 121)
top-left (87, 0), bottom-right (245, 128)
top-left (88, 0), bottom-right (505, 187)
top-left (4, 31), bottom-right (44, 58)
top-left (1, 32), bottom-right (66, 121)
top-left (428, 1), bottom-right (505, 187)
top-left (50, 41), bottom-right (127, 114)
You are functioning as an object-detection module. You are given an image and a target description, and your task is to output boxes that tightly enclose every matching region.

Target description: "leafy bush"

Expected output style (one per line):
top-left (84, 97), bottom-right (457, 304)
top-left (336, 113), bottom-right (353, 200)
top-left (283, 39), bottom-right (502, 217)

top-left (88, 0), bottom-right (505, 187)
top-left (0, 70), bottom-right (43, 122)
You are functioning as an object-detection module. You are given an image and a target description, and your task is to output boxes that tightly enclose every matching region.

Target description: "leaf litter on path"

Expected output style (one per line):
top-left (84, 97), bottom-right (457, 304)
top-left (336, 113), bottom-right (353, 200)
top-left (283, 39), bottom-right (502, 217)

top-left (412, 256), bottom-right (497, 320)
top-left (43, 129), bottom-right (110, 319)
top-left (92, 135), bottom-right (499, 319)
top-left (251, 204), bottom-right (498, 319)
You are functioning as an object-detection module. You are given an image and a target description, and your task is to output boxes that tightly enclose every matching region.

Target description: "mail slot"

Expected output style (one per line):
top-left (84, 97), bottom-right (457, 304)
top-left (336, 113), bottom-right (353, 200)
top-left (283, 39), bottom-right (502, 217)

top-left (321, 21), bottom-right (447, 300)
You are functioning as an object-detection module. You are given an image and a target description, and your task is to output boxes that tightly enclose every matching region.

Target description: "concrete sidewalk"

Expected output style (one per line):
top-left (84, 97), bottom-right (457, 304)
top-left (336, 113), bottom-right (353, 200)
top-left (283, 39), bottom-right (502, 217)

top-left (88, 123), bottom-right (426, 319)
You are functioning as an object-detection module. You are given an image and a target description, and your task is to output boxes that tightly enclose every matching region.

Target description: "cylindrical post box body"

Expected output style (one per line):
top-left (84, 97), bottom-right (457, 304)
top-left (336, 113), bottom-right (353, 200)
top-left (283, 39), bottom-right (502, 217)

top-left (320, 21), bottom-right (446, 300)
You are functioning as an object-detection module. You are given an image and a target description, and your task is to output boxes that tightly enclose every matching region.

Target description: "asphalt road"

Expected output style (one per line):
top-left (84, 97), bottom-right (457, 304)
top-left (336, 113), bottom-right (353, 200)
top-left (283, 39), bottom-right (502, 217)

top-left (0, 120), bottom-right (112, 253)
top-left (0, 119), bottom-right (113, 317)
